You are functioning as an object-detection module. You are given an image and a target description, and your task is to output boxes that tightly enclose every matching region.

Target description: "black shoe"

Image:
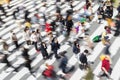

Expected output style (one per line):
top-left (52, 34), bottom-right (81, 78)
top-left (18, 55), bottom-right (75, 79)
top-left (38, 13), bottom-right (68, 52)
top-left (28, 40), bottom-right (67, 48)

top-left (43, 57), bottom-right (47, 60)
top-left (55, 56), bottom-right (61, 59)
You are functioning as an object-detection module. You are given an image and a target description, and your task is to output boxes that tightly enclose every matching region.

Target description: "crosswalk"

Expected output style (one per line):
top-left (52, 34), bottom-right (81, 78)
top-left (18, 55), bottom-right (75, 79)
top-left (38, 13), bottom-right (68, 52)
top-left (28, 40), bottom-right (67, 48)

top-left (0, 0), bottom-right (120, 80)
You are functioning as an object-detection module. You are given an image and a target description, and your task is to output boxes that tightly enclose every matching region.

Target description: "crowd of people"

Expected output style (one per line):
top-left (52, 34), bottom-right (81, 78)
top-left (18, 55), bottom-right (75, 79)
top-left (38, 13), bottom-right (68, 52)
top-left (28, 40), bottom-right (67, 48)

top-left (0, 0), bottom-right (120, 80)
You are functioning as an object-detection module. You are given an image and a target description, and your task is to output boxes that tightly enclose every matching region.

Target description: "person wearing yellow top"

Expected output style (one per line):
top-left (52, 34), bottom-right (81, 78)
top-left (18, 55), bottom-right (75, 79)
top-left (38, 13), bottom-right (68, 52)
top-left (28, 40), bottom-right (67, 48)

top-left (101, 31), bottom-right (107, 45)
top-left (25, 20), bottom-right (31, 28)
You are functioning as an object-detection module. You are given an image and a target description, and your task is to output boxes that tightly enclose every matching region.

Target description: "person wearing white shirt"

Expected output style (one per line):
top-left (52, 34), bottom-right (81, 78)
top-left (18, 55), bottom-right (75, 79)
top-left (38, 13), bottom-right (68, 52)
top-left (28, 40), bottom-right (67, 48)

top-left (23, 28), bottom-right (31, 45)
top-left (75, 22), bottom-right (85, 38)
top-left (30, 31), bottom-right (39, 52)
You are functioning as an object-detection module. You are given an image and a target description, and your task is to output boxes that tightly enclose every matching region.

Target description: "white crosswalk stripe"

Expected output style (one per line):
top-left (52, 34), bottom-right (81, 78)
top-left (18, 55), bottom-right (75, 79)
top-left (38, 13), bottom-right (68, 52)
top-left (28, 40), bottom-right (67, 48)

top-left (0, 0), bottom-right (120, 80)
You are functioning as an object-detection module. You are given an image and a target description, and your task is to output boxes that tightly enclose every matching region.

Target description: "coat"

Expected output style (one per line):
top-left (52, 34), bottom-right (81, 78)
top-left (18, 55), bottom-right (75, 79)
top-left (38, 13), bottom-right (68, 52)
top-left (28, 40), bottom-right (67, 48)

top-left (73, 45), bottom-right (80, 54)
top-left (59, 56), bottom-right (68, 69)
top-left (80, 53), bottom-right (87, 64)
top-left (51, 42), bottom-right (60, 52)
top-left (40, 44), bottom-right (48, 56)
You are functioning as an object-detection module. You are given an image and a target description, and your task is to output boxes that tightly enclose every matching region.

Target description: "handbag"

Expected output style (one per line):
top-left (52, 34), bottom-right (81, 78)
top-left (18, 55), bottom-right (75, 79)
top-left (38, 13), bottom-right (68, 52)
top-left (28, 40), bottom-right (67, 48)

top-left (92, 35), bottom-right (101, 42)
top-left (98, 15), bottom-right (102, 18)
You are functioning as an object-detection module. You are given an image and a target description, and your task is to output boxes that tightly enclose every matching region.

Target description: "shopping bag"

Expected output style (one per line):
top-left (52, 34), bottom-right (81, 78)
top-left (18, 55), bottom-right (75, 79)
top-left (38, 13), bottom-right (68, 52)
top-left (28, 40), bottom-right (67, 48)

top-left (80, 18), bottom-right (86, 23)
top-left (92, 35), bottom-right (101, 42)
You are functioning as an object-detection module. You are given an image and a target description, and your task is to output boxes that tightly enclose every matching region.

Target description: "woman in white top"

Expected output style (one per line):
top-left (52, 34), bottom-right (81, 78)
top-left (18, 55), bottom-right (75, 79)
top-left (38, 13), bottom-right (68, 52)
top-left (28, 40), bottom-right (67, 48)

top-left (36, 29), bottom-right (41, 42)
top-left (23, 28), bottom-right (31, 45)
top-left (75, 22), bottom-right (85, 38)
top-left (30, 31), bottom-right (39, 52)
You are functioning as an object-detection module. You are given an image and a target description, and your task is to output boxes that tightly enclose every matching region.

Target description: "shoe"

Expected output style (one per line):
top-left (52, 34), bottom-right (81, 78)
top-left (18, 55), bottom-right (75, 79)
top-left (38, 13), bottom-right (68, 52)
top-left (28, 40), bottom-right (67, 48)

top-left (55, 56), bottom-right (61, 59)
top-left (43, 57), bottom-right (47, 60)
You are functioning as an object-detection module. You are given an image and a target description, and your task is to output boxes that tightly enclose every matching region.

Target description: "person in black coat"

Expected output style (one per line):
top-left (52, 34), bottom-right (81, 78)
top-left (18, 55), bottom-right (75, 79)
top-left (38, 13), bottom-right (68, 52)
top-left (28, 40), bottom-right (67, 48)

top-left (40, 42), bottom-right (49, 60)
top-left (0, 4), bottom-right (7, 16)
top-left (51, 37), bottom-right (60, 59)
top-left (73, 41), bottom-right (80, 55)
top-left (59, 51), bottom-right (68, 73)
top-left (25, 10), bottom-right (30, 21)
top-left (114, 16), bottom-right (120, 36)
top-left (13, 7), bottom-right (19, 19)
top-left (20, 46), bottom-right (29, 60)
top-left (105, 5), bottom-right (113, 18)
top-left (79, 49), bottom-right (88, 69)
top-left (65, 15), bottom-right (73, 36)
top-left (0, 54), bottom-right (18, 72)
top-left (97, 6), bottom-right (104, 23)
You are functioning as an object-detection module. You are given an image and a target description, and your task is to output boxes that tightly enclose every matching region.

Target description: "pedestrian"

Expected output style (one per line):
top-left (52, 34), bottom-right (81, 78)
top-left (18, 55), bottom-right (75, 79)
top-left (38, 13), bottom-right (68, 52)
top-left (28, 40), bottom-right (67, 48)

top-left (42, 63), bottom-right (57, 80)
top-left (79, 49), bottom-right (88, 69)
top-left (59, 51), bottom-right (74, 75)
top-left (23, 27), bottom-right (31, 45)
top-left (114, 15), bottom-right (120, 36)
top-left (36, 29), bottom-right (42, 42)
top-left (31, 13), bottom-right (39, 24)
top-left (0, 17), bottom-right (5, 24)
top-left (0, 37), bottom-right (9, 51)
top-left (3, 42), bottom-right (9, 51)
top-left (72, 41), bottom-right (80, 56)
top-left (45, 20), bottom-right (52, 33)
top-left (65, 15), bottom-right (73, 36)
top-left (40, 42), bottom-right (49, 60)
top-left (24, 58), bottom-right (35, 77)
top-left (0, 4), bottom-right (7, 16)
top-left (20, 46), bottom-right (29, 60)
top-left (25, 20), bottom-right (31, 29)
top-left (24, 10), bottom-right (30, 21)
top-left (11, 32), bottom-right (19, 49)
top-left (13, 7), bottom-right (19, 19)
top-left (59, 51), bottom-right (69, 74)
top-left (0, 54), bottom-right (18, 72)
top-left (101, 26), bottom-right (110, 45)
top-left (84, 2), bottom-right (93, 21)
top-left (117, 3), bottom-right (120, 14)
top-left (98, 56), bottom-right (112, 80)
top-left (104, 40), bottom-right (111, 55)
top-left (30, 31), bottom-right (39, 52)
top-left (97, 6), bottom-right (104, 24)
top-left (19, 46), bottom-right (35, 77)
top-left (51, 37), bottom-right (61, 59)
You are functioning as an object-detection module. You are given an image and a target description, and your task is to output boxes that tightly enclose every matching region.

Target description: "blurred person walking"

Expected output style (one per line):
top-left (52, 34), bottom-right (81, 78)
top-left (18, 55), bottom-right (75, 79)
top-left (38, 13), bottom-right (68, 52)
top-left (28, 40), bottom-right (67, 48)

top-left (11, 32), bottom-right (19, 49)
top-left (51, 37), bottom-right (60, 59)
top-left (40, 42), bottom-right (49, 60)
top-left (98, 55), bottom-right (112, 80)
top-left (42, 64), bottom-right (57, 80)
top-left (79, 49), bottom-right (89, 70)
top-left (30, 31), bottom-right (39, 52)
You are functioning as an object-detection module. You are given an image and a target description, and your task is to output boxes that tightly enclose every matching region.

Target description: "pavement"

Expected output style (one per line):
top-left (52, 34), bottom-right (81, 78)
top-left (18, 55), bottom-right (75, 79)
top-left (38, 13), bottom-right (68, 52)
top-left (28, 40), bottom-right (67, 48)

top-left (0, 0), bottom-right (120, 80)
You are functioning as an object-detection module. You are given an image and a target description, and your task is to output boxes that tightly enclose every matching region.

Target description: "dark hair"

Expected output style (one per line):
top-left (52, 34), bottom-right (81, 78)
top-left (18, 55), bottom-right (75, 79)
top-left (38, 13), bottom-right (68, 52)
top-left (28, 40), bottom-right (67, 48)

top-left (84, 49), bottom-right (89, 53)
top-left (74, 41), bottom-right (77, 46)
top-left (36, 29), bottom-right (39, 33)
top-left (104, 26), bottom-right (109, 29)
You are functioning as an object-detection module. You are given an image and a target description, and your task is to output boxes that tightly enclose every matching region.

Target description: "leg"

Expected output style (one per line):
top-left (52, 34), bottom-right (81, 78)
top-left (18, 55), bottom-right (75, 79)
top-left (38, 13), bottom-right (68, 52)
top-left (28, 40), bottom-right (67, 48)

top-left (34, 42), bottom-right (38, 51)
top-left (14, 41), bottom-right (19, 48)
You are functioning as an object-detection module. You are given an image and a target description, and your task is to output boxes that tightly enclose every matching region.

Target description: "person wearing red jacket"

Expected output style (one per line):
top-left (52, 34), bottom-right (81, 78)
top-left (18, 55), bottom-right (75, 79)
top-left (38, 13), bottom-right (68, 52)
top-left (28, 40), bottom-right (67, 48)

top-left (42, 64), bottom-right (56, 80)
top-left (45, 22), bottom-right (52, 33)
top-left (98, 56), bottom-right (112, 80)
